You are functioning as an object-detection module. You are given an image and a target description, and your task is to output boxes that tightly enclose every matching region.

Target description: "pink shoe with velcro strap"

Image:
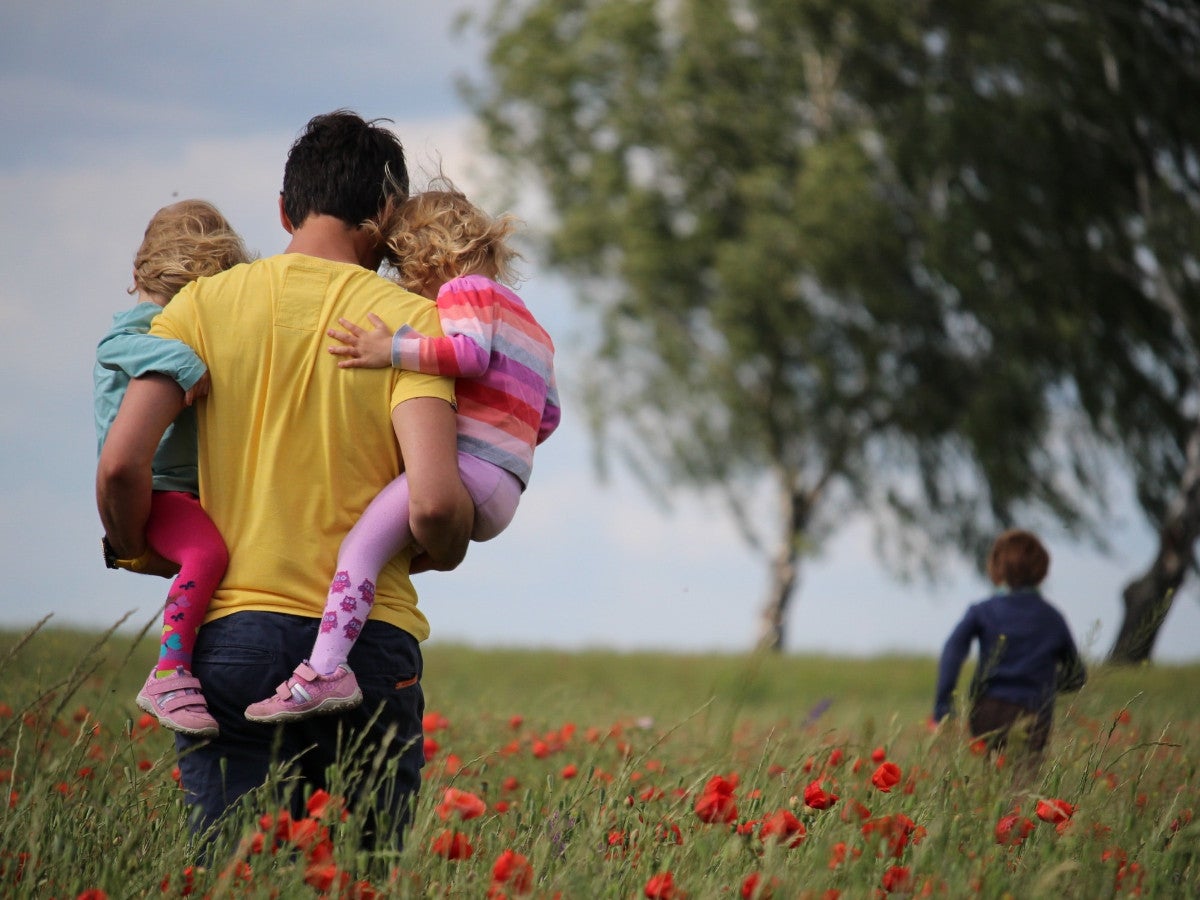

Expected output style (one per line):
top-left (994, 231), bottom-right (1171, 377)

top-left (244, 661), bottom-right (362, 724)
top-left (136, 666), bottom-right (219, 737)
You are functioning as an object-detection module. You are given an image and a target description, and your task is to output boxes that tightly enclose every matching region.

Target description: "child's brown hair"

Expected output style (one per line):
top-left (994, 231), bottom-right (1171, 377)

top-left (131, 199), bottom-right (251, 301)
top-left (370, 178), bottom-right (520, 298)
top-left (986, 529), bottom-right (1050, 590)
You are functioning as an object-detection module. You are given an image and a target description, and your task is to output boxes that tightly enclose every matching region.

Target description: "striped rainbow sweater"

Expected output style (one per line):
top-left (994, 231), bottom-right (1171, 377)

top-left (391, 273), bottom-right (560, 487)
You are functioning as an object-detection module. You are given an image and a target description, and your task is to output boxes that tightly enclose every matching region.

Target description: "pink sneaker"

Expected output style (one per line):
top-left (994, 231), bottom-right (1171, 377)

top-left (136, 666), bottom-right (219, 737)
top-left (244, 661), bottom-right (362, 723)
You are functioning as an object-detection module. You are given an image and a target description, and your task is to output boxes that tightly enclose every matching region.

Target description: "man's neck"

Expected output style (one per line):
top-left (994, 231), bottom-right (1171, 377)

top-left (284, 214), bottom-right (380, 269)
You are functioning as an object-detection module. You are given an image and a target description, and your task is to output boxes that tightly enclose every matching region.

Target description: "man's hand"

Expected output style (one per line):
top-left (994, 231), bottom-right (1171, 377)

top-left (327, 314), bottom-right (395, 368)
top-left (135, 551), bottom-right (182, 578)
top-left (104, 538), bottom-right (181, 578)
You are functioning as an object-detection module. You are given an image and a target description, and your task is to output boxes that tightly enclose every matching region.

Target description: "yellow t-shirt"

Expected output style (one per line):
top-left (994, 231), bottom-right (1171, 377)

top-left (151, 254), bottom-right (453, 640)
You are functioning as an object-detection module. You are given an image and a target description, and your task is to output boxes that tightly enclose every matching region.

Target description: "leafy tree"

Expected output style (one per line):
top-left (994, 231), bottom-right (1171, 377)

top-left (465, 0), bottom-right (1200, 655)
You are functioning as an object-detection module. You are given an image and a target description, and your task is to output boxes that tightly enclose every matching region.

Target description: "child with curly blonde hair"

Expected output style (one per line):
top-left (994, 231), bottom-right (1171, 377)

top-left (244, 181), bottom-right (560, 723)
top-left (95, 199), bottom-right (252, 736)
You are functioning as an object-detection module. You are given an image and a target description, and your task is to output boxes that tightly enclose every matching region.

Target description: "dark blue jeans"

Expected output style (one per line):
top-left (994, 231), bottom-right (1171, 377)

top-left (176, 611), bottom-right (425, 848)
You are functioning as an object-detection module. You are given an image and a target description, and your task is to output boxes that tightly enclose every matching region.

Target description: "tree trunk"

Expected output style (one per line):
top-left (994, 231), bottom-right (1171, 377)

top-left (755, 536), bottom-right (800, 653)
top-left (1108, 421), bottom-right (1200, 664)
top-left (755, 482), bottom-right (813, 653)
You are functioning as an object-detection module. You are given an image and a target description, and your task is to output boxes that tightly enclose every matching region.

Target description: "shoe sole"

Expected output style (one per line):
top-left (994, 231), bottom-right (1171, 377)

top-left (244, 690), bottom-right (364, 724)
top-left (136, 694), bottom-right (219, 738)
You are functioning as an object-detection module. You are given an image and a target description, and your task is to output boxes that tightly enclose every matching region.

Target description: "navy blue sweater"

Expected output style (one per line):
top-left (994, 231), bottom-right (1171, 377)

top-left (933, 589), bottom-right (1086, 721)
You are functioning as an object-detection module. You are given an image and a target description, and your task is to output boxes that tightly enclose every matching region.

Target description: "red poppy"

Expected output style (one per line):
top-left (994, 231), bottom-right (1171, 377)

top-left (741, 872), bottom-right (780, 899)
top-left (1035, 798), bottom-right (1076, 824)
top-left (656, 820), bottom-right (684, 845)
top-left (306, 789), bottom-right (345, 822)
top-left (758, 809), bottom-right (806, 848)
top-left (644, 871), bottom-right (678, 899)
top-left (75, 891), bottom-right (107, 900)
top-left (871, 762), bottom-right (902, 792)
top-left (827, 841), bottom-right (861, 869)
top-left (423, 711), bottom-right (450, 731)
top-left (159, 865), bottom-right (196, 896)
top-left (431, 829), bottom-right (474, 860)
top-left (881, 866), bottom-right (912, 893)
top-left (694, 774), bottom-right (739, 824)
top-left (304, 860), bottom-right (348, 895)
top-left (840, 799), bottom-right (872, 822)
top-left (491, 850), bottom-right (534, 895)
top-left (436, 787), bottom-right (487, 821)
top-left (285, 817), bottom-right (327, 852)
top-left (995, 813), bottom-right (1035, 846)
top-left (561, 763), bottom-right (578, 779)
top-left (803, 780), bottom-right (840, 810)
top-left (862, 814), bottom-right (925, 857)
top-left (870, 746), bottom-right (887, 763)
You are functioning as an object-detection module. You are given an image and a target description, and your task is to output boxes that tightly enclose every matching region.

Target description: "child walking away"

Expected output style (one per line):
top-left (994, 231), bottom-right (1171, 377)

top-left (95, 200), bottom-right (251, 737)
top-left (244, 181), bottom-right (560, 723)
top-left (932, 529), bottom-right (1087, 778)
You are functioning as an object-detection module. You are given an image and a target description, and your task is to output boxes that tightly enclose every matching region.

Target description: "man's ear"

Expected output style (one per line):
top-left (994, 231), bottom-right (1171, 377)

top-left (279, 194), bottom-right (294, 234)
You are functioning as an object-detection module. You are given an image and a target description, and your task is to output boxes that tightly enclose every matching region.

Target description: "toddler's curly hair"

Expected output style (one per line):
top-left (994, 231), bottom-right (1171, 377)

top-left (986, 529), bottom-right (1050, 590)
top-left (369, 178), bottom-right (520, 297)
top-left (131, 199), bottom-right (251, 301)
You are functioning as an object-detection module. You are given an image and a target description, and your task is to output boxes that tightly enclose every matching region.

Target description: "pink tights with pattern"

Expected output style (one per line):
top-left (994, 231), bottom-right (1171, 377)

top-left (144, 491), bottom-right (228, 675)
top-left (308, 453), bottom-right (521, 675)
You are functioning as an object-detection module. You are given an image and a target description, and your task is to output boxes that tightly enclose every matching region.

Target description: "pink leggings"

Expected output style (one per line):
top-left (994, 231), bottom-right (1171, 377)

top-left (342, 452), bottom-right (522, 565)
top-left (307, 453), bottom-right (521, 674)
top-left (144, 491), bottom-right (228, 674)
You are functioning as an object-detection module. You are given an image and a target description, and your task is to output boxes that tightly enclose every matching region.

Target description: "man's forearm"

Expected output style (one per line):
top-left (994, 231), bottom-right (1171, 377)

top-left (97, 462), bottom-right (154, 558)
top-left (392, 396), bottom-right (474, 571)
top-left (96, 374), bottom-right (185, 557)
top-left (410, 496), bottom-right (473, 570)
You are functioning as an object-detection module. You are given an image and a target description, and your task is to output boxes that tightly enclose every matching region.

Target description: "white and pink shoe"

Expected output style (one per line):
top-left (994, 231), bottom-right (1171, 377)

top-left (244, 661), bottom-right (362, 724)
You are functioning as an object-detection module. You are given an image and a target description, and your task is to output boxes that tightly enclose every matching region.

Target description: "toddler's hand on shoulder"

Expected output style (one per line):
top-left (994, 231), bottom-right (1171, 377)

top-left (328, 313), bottom-right (394, 369)
top-left (183, 371), bottom-right (211, 406)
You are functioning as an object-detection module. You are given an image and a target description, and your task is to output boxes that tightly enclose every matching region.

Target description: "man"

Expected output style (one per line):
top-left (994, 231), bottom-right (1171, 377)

top-left (97, 110), bottom-right (474, 844)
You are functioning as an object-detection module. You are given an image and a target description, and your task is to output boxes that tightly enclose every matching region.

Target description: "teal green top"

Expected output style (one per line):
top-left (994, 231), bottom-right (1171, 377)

top-left (93, 301), bottom-right (207, 494)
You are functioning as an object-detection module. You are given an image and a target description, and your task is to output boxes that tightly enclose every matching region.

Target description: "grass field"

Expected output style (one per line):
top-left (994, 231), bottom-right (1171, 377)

top-left (1, 620), bottom-right (1196, 898)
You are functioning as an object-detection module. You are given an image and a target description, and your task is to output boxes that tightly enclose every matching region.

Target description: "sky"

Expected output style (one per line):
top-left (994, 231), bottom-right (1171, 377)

top-left (1, 1), bottom-right (1196, 668)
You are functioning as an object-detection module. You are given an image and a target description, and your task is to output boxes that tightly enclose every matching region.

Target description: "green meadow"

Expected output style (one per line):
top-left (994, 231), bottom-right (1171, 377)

top-left (1, 621), bottom-right (1196, 898)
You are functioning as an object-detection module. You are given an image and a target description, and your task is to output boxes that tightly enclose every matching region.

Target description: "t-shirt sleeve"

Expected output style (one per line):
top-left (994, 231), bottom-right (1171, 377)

top-left (149, 290), bottom-right (196, 349)
top-left (97, 329), bottom-right (206, 391)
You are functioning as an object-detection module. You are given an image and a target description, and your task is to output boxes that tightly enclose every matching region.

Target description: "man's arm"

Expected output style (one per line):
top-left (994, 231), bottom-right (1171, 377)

top-left (96, 374), bottom-right (185, 567)
top-left (392, 396), bottom-right (473, 571)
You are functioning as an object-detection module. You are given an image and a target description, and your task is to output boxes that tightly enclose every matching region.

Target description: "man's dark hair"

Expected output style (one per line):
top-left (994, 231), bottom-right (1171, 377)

top-left (281, 109), bottom-right (409, 229)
